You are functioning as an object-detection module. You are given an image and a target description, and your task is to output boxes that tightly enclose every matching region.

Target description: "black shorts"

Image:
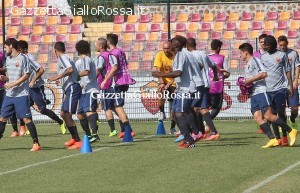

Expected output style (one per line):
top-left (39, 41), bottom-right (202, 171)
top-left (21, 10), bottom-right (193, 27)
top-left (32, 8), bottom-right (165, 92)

top-left (165, 86), bottom-right (176, 102)
top-left (210, 93), bottom-right (223, 109)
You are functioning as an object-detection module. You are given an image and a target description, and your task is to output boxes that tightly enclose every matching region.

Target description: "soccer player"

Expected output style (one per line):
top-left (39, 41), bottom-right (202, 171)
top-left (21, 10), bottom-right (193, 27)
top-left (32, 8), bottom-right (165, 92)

top-left (0, 38), bottom-right (41, 151)
top-left (207, 39), bottom-right (230, 120)
top-left (75, 40), bottom-right (100, 143)
top-left (254, 34), bottom-right (268, 59)
top-left (278, 35), bottom-right (300, 132)
top-left (153, 35), bottom-right (203, 148)
top-left (102, 34), bottom-right (135, 139)
top-left (153, 41), bottom-right (177, 134)
top-left (239, 42), bottom-right (297, 147)
top-left (17, 40), bottom-right (67, 134)
top-left (47, 42), bottom-right (82, 149)
top-left (262, 35), bottom-right (294, 146)
top-left (186, 38), bottom-right (220, 141)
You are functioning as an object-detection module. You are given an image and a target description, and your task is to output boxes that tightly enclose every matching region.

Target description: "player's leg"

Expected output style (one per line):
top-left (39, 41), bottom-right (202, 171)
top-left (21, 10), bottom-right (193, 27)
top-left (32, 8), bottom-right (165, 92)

top-left (0, 96), bottom-right (15, 139)
top-left (85, 92), bottom-right (100, 142)
top-left (157, 86), bottom-right (166, 121)
top-left (167, 86), bottom-right (177, 134)
top-left (9, 113), bottom-right (19, 137)
top-left (288, 88), bottom-right (299, 130)
top-left (210, 93), bottom-right (223, 120)
top-left (102, 88), bottom-right (117, 137)
top-left (77, 94), bottom-right (91, 137)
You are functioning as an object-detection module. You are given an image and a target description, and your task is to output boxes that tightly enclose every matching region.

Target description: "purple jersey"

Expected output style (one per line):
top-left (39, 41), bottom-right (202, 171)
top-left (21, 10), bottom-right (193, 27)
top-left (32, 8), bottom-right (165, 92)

top-left (208, 54), bottom-right (225, 94)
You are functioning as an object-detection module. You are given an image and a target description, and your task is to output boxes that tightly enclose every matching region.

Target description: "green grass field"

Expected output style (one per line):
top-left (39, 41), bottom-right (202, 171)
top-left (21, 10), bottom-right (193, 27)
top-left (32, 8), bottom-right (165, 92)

top-left (0, 120), bottom-right (299, 193)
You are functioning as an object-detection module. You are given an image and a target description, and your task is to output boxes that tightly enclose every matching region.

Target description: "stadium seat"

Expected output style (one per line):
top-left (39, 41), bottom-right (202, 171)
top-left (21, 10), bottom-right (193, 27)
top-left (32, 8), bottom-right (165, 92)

top-left (140, 14), bottom-right (151, 23)
top-left (128, 51), bottom-right (140, 61)
top-left (174, 32), bottom-right (186, 37)
top-left (231, 49), bottom-right (240, 59)
top-left (113, 24), bottom-right (122, 33)
top-left (26, 0), bottom-right (35, 7)
top-left (133, 42), bottom-right (144, 51)
top-left (224, 31), bottom-right (234, 40)
top-left (222, 41), bottom-right (230, 49)
top-left (49, 63), bottom-right (58, 73)
top-left (145, 42), bottom-right (157, 51)
top-left (274, 30), bottom-right (285, 39)
top-left (236, 31), bottom-right (247, 39)
top-left (60, 16), bottom-right (71, 25)
top-left (266, 11), bottom-right (278, 20)
top-left (261, 30), bottom-right (273, 35)
top-left (198, 31), bottom-right (209, 40)
top-left (228, 12), bottom-right (239, 21)
top-left (216, 12), bottom-right (227, 22)
top-left (33, 26), bottom-right (44, 35)
top-left (136, 33), bottom-right (146, 41)
top-left (2, 0), bottom-right (10, 8)
top-left (242, 12), bottom-right (252, 21)
top-left (196, 41), bottom-right (207, 50)
top-left (13, 0), bottom-right (23, 7)
top-left (150, 23), bottom-right (161, 32)
top-left (277, 21), bottom-right (287, 30)
top-left (10, 17), bottom-right (21, 26)
top-left (178, 13), bottom-right (189, 22)
top-left (213, 22), bottom-right (224, 31)
top-left (48, 16), bottom-right (59, 25)
top-left (39, 44), bottom-right (48, 53)
top-left (123, 33), bottom-right (134, 41)
top-left (46, 26), bottom-right (56, 34)
top-left (114, 15), bottom-right (125, 24)
top-left (36, 8), bottom-right (47, 16)
top-left (68, 34), bottom-right (80, 42)
top-left (72, 16), bottom-right (83, 24)
top-left (201, 23), bottom-right (211, 31)
top-left (254, 12), bottom-right (265, 21)
top-left (264, 21), bottom-right (275, 30)
top-left (0, 9), bottom-right (9, 17)
top-left (175, 23), bottom-right (186, 32)
top-left (43, 35), bottom-right (54, 43)
top-left (293, 10), bottom-right (300, 20)
top-left (121, 43), bottom-right (131, 51)
top-left (57, 25), bottom-right (68, 34)
top-left (37, 0), bottom-right (47, 7)
top-left (152, 14), bottom-right (163, 23)
top-left (220, 50), bottom-right (229, 57)
top-left (128, 62), bottom-right (139, 71)
top-left (56, 35), bottom-right (67, 42)
top-left (191, 13), bottom-right (201, 22)
top-left (0, 17), bottom-right (8, 26)
top-left (186, 32), bottom-right (197, 39)
top-left (23, 17), bottom-right (33, 26)
top-left (239, 21), bottom-right (250, 31)
top-left (66, 43), bottom-right (76, 53)
top-left (163, 23), bottom-right (173, 32)
top-left (30, 35), bottom-right (41, 43)
top-left (290, 20), bottom-right (300, 30)
top-left (188, 23), bottom-right (199, 32)
top-left (149, 32), bottom-right (159, 41)
top-left (226, 22), bottom-right (236, 31)
top-left (10, 7), bottom-right (21, 16)
top-left (229, 60), bottom-right (239, 69)
top-left (127, 15), bottom-right (138, 23)
top-left (164, 13), bottom-right (176, 22)
top-left (287, 30), bottom-right (298, 39)
top-left (279, 11), bottom-right (291, 21)
top-left (28, 44), bottom-right (39, 53)
top-left (142, 52), bottom-right (154, 61)
top-left (20, 26), bottom-right (31, 35)
top-left (18, 35), bottom-right (29, 42)
top-left (161, 33), bottom-right (169, 41)
top-left (7, 26), bottom-right (19, 36)
top-left (38, 54), bottom-right (48, 64)
top-left (35, 16), bottom-right (46, 25)
top-left (125, 24), bottom-right (135, 33)
top-left (70, 25), bottom-right (81, 34)
top-left (252, 21), bottom-right (262, 30)
top-left (138, 23), bottom-right (148, 32)
top-left (212, 31), bottom-right (222, 39)
top-left (249, 31), bottom-right (260, 39)
top-left (48, 8), bottom-right (59, 16)
top-left (203, 13), bottom-right (214, 22)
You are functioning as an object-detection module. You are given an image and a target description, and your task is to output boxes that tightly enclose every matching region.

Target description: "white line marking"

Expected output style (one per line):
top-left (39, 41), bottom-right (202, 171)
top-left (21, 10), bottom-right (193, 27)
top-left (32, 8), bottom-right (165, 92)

top-left (243, 161), bottom-right (300, 193)
top-left (0, 135), bottom-right (156, 177)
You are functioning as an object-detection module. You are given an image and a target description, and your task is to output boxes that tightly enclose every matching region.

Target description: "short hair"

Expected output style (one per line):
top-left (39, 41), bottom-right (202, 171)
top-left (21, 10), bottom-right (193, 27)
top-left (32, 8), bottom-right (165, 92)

top-left (239, 43), bottom-right (253, 55)
top-left (4, 38), bottom-right (18, 49)
top-left (106, 33), bottom-right (118, 46)
top-left (171, 36), bottom-right (186, 50)
top-left (278, 35), bottom-right (288, 43)
top-left (54, 41), bottom-right (66, 53)
top-left (258, 34), bottom-right (268, 40)
top-left (97, 38), bottom-right (108, 50)
top-left (264, 35), bottom-right (277, 50)
top-left (75, 40), bottom-right (91, 55)
top-left (186, 38), bottom-right (196, 48)
top-left (18, 40), bottom-right (28, 52)
top-left (211, 39), bottom-right (223, 50)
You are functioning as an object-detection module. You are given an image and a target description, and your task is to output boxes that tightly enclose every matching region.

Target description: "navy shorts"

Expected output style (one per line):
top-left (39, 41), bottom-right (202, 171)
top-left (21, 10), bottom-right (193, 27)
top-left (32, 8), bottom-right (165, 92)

top-left (267, 88), bottom-right (287, 110)
top-left (62, 83), bottom-right (82, 114)
top-left (101, 87), bottom-right (115, 110)
top-left (172, 92), bottom-right (193, 113)
top-left (199, 87), bottom-right (211, 109)
top-left (77, 92), bottom-right (99, 114)
top-left (288, 88), bottom-right (299, 108)
top-left (114, 85), bottom-right (129, 107)
top-left (29, 85), bottom-right (47, 111)
top-left (1, 95), bottom-right (32, 119)
top-left (210, 93), bottom-right (223, 109)
top-left (191, 86), bottom-right (204, 108)
top-left (250, 92), bottom-right (270, 115)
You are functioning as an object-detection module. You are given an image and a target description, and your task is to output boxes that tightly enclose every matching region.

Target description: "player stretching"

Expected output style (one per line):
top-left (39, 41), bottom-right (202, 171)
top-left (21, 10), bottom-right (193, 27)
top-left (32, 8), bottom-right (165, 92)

top-left (48, 42), bottom-right (82, 149)
top-left (0, 38), bottom-right (41, 151)
top-left (278, 35), bottom-right (300, 133)
top-left (239, 43), bottom-right (297, 147)
top-left (75, 40), bottom-right (100, 143)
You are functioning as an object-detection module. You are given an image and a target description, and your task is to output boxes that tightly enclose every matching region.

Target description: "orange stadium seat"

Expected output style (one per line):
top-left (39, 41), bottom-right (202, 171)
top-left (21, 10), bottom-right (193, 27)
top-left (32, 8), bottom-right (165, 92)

top-left (36, 8), bottom-right (47, 16)
top-left (213, 22), bottom-right (224, 31)
top-left (68, 34), bottom-right (80, 42)
top-left (188, 23), bottom-right (199, 32)
top-left (133, 42), bottom-right (144, 51)
top-left (174, 32), bottom-right (186, 37)
top-left (264, 21), bottom-right (275, 30)
top-left (290, 20), bottom-right (300, 30)
top-left (138, 23), bottom-right (148, 32)
top-left (233, 40), bottom-right (244, 49)
top-left (198, 31), bottom-right (209, 40)
top-left (254, 12), bottom-right (265, 21)
top-left (49, 63), bottom-right (58, 73)
top-left (26, 0), bottom-right (35, 7)
top-left (127, 15), bottom-right (138, 23)
top-left (113, 24), bottom-right (122, 33)
top-left (38, 54), bottom-right (48, 64)
top-left (274, 30), bottom-right (285, 39)
top-left (229, 60), bottom-right (239, 69)
top-left (48, 16), bottom-right (59, 25)
top-left (57, 25), bottom-right (68, 34)
top-left (10, 7), bottom-right (22, 16)
top-left (18, 35), bottom-right (29, 41)
top-left (128, 62), bottom-right (139, 71)
top-left (163, 23), bottom-right (173, 32)
top-left (143, 52), bottom-right (154, 61)
top-left (32, 26), bottom-right (43, 35)
top-left (152, 14), bottom-right (163, 23)
top-left (178, 13), bottom-right (189, 22)
top-left (224, 31), bottom-right (234, 40)
top-left (23, 16), bottom-right (33, 26)
top-left (43, 35), bottom-right (54, 43)
top-left (7, 26), bottom-right (19, 36)
top-left (279, 11), bottom-right (291, 21)
top-left (28, 44), bottom-right (39, 53)
top-left (123, 33), bottom-right (134, 41)
top-left (239, 21), bottom-right (250, 31)
top-left (149, 32), bottom-right (159, 41)
top-left (0, 17), bottom-right (8, 26)
top-left (72, 16), bottom-right (83, 25)
top-left (228, 12), bottom-right (239, 21)
top-left (203, 13), bottom-right (214, 22)
top-left (249, 30), bottom-right (260, 39)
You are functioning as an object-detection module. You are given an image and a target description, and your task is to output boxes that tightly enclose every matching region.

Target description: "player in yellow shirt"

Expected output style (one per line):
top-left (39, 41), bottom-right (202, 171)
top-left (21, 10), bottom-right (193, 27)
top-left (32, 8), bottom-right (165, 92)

top-left (153, 41), bottom-right (177, 134)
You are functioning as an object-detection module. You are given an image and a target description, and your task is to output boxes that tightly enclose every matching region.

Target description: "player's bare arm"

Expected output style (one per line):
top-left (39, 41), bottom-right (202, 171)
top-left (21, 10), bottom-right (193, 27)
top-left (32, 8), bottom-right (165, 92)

top-left (5, 73), bottom-right (30, 89)
top-left (47, 67), bottom-right (74, 82)
top-left (30, 67), bottom-right (44, 88)
top-left (244, 72), bottom-right (267, 85)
